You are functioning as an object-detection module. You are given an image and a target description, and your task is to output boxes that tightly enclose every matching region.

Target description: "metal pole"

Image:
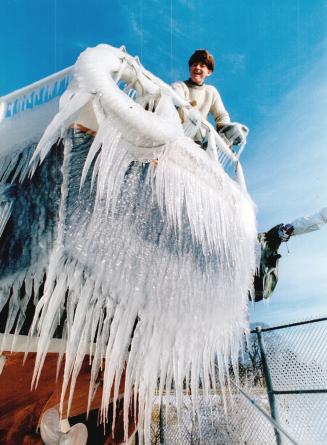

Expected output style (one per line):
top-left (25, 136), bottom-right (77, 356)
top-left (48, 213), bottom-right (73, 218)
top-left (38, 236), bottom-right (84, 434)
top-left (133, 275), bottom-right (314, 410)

top-left (159, 402), bottom-right (164, 445)
top-left (256, 326), bottom-right (282, 445)
top-left (274, 389), bottom-right (327, 394)
top-left (251, 317), bottom-right (327, 334)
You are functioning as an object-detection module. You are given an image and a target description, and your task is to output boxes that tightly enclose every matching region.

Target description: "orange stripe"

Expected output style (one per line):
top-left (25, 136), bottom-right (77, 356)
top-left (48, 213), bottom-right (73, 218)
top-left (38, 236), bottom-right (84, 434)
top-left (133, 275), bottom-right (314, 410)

top-left (70, 123), bottom-right (96, 137)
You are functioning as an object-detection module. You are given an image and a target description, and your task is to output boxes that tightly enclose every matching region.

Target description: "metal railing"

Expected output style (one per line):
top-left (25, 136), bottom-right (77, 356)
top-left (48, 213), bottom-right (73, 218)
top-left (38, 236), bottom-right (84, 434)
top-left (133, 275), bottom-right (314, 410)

top-left (0, 66), bottom-right (73, 123)
top-left (0, 52), bottom-right (246, 189)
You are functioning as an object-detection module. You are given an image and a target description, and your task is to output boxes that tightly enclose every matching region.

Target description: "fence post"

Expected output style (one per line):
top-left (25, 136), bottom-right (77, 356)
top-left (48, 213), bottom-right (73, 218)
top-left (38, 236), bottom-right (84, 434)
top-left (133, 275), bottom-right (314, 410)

top-left (159, 402), bottom-right (164, 444)
top-left (256, 326), bottom-right (282, 445)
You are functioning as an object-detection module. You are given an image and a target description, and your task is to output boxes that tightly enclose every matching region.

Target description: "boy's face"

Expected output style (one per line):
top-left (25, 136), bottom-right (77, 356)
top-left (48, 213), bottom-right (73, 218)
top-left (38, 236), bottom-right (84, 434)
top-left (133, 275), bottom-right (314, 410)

top-left (189, 62), bottom-right (212, 85)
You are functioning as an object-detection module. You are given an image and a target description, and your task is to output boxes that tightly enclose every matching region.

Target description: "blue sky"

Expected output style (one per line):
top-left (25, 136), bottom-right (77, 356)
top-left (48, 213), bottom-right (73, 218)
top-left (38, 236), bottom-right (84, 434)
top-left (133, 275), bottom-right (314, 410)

top-left (1, 0), bottom-right (327, 326)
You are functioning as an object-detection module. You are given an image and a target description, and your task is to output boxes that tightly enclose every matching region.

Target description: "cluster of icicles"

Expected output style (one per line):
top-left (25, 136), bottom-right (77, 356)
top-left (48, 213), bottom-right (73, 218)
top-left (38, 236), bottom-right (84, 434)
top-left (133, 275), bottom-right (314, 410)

top-left (1, 45), bottom-right (257, 443)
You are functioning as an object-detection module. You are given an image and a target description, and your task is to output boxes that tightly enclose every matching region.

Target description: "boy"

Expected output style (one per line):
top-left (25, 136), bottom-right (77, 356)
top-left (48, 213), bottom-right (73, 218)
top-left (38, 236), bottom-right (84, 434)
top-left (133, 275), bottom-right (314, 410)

top-left (172, 49), bottom-right (247, 147)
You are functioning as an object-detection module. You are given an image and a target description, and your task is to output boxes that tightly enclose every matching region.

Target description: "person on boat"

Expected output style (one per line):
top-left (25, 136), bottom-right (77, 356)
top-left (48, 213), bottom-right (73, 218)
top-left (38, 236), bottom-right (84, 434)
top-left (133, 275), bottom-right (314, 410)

top-left (172, 49), bottom-right (247, 148)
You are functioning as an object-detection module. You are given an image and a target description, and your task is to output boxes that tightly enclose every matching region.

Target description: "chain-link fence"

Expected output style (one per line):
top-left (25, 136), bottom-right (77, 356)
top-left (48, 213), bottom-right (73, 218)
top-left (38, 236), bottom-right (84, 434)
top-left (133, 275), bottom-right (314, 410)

top-left (150, 317), bottom-right (327, 445)
top-left (257, 317), bottom-right (327, 445)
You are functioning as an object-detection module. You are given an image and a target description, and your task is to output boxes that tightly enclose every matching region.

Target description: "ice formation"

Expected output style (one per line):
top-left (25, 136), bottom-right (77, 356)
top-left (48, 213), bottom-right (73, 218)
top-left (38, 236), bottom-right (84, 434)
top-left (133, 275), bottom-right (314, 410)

top-left (0, 44), bottom-right (257, 443)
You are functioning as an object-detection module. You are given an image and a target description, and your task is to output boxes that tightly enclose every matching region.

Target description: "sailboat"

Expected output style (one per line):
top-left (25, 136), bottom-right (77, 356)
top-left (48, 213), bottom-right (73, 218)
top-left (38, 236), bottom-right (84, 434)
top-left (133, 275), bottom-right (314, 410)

top-left (0, 44), bottom-right (256, 444)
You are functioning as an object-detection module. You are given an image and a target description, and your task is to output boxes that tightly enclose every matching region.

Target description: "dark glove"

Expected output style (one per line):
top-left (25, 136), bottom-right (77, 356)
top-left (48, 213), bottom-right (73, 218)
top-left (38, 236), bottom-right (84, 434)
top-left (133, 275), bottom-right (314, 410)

top-left (277, 224), bottom-right (294, 241)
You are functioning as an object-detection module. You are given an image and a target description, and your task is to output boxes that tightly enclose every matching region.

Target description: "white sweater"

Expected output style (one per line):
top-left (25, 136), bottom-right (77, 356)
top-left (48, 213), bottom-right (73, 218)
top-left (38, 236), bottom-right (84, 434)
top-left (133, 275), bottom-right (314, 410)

top-left (171, 79), bottom-right (230, 128)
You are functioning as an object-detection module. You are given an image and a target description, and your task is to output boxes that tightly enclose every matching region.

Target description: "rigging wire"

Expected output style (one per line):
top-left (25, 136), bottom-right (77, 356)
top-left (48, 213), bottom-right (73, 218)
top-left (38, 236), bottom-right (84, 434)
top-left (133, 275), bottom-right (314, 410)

top-left (140, 0), bottom-right (143, 61)
top-left (170, 0), bottom-right (173, 82)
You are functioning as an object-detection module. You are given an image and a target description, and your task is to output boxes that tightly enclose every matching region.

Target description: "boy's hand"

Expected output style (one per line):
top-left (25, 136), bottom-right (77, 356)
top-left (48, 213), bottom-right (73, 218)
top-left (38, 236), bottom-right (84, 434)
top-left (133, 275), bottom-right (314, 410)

top-left (219, 122), bottom-right (249, 146)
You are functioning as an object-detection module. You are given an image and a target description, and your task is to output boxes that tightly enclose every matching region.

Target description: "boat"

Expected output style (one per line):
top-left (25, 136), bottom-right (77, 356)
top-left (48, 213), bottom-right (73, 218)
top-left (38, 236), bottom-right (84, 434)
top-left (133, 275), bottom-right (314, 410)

top-left (0, 44), bottom-right (257, 444)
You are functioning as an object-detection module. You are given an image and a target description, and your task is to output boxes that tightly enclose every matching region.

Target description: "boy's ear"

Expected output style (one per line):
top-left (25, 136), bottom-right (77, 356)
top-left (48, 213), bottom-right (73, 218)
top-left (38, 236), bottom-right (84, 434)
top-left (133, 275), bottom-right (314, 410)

top-left (207, 70), bottom-right (213, 77)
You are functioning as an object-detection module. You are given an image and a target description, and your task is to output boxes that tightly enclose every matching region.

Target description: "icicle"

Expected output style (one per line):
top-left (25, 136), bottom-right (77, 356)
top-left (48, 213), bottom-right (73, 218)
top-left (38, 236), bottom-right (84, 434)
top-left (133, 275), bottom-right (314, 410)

top-left (0, 355), bottom-right (6, 374)
top-left (30, 90), bottom-right (92, 167)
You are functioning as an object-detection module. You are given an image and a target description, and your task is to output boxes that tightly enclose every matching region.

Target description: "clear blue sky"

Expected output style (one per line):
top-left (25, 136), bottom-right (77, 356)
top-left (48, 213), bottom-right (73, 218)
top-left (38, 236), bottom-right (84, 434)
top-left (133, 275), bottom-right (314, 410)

top-left (1, 0), bottom-right (327, 326)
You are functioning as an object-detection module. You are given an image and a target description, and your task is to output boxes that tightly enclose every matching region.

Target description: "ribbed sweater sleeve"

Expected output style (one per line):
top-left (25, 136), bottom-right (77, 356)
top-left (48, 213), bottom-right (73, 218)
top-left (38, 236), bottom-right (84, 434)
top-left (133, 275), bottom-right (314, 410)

top-left (209, 86), bottom-right (230, 128)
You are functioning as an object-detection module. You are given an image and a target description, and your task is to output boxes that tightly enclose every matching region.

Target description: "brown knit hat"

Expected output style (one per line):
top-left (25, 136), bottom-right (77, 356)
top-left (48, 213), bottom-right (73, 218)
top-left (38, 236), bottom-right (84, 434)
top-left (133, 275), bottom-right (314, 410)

top-left (188, 49), bottom-right (215, 71)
